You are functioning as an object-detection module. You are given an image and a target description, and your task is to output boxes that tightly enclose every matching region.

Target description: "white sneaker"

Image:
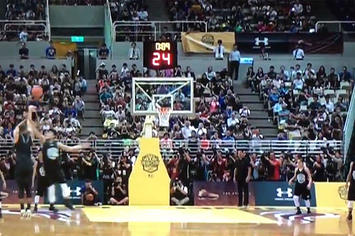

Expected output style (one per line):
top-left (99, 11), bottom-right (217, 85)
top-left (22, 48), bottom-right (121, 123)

top-left (25, 209), bottom-right (32, 218)
top-left (20, 209), bottom-right (26, 217)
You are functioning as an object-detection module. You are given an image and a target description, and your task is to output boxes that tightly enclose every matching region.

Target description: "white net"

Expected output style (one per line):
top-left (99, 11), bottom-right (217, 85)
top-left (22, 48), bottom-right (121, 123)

top-left (157, 107), bottom-right (171, 127)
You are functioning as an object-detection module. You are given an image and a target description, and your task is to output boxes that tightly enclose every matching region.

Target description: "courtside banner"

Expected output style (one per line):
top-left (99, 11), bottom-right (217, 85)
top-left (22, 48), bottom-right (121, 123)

top-left (235, 33), bottom-right (343, 54)
top-left (314, 182), bottom-right (346, 208)
top-left (254, 182), bottom-right (316, 206)
top-left (193, 181), bottom-right (255, 206)
top-left (44, 180), bottom-right (103, 204)
top-left (181, 32), bottom-right (235, 54)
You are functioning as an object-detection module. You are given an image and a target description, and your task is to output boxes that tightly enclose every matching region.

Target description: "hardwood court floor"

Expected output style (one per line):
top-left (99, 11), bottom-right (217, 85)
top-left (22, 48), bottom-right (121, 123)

top-left (0, 205), bottom-right (353, 236)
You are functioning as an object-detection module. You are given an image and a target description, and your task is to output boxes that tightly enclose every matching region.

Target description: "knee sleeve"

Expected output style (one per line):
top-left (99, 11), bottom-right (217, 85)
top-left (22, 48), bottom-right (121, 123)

top-left (48, 185), bottom-right (56, 204)
top-left (305, 199), bottom-right (310, 208)
top-left (293, 195), bottom-right (300, 207)
top-left (60, 183), bottom-right (70, 198)
top-left (34, 195), bottom-right (40, 204)
top-left (348, 201), bottom-right (354, 209)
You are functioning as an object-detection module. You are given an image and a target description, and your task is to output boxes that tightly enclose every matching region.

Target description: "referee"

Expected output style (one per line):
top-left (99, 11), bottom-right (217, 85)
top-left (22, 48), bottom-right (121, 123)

top-left (233, 150), bottom-right (252, 207)
top-left (229, 44), bottom-right (241, 80)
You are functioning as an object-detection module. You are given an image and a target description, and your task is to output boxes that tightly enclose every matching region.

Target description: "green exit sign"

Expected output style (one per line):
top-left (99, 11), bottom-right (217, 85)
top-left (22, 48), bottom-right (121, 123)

top-left (71, 36), bottom-right (84, 42)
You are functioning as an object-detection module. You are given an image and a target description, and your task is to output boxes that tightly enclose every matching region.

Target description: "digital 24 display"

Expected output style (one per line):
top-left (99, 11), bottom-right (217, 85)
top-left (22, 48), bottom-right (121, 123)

top-left (143, 41), bottom-right (177, 70)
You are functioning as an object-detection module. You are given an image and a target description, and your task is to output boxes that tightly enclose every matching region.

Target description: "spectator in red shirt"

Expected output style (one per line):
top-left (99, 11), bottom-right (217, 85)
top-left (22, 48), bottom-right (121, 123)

top-left (265, 151), bottom-right (281, 180)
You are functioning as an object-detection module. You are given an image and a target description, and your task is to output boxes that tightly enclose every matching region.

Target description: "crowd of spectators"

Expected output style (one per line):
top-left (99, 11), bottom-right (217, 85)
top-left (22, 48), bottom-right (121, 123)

top-left (245, 63), bottom-right (353, 141)
top-left (109, 0), bottom-right (148, 22)
top-left (328, 0), bottom-right (355, 31)
top-left (166, 0), bottom-right (316, 32)
top-left (49, 0), bottom-right (104, 5)
top-left (2, 0), bottom-right (47, 41)
top-left (0, 63), bottom-right (87, 140)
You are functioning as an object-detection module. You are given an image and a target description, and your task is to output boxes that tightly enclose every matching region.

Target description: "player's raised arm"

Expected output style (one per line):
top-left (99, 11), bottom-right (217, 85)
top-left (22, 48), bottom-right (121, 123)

top-left (27, 105), bottom-right (46, 144)
top-left (57, 142), bottom-right (91, 153)
top-left (13, 119), bottom-right (27, 144)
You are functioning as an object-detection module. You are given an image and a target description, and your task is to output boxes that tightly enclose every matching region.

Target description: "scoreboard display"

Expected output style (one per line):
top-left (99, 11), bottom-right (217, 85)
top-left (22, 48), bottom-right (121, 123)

top-left (143, 41), bottom-right (178, 70)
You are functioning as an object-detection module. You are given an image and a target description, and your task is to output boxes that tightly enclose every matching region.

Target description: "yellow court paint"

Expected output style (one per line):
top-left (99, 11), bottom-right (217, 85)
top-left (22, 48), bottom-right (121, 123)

top-left (314, 182), bottom-right (347, 208)
top-left (129, 138), bottom-right (171, 205)
top-left (83, 206), bottom-right (277, 224)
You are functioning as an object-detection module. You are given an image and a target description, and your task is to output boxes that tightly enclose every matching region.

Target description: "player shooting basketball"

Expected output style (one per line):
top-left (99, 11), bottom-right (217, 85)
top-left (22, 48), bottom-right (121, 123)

top-left (27, 105), bottom-right (90, 212)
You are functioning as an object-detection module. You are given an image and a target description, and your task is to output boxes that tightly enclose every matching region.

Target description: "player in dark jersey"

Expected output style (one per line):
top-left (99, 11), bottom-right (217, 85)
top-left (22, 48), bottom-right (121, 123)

top-left (288, 158), bottom-right (313, 214)
top-left (28, 111), bottom-right (89, 212)
top-left (32, 150), bottom-right (47, 213)
top-left (346, 161), bottom-right (355, 220)
top-left (0, 169), bottom-right (8, 218)
top-left (13, 108), bottom-right (35, 217)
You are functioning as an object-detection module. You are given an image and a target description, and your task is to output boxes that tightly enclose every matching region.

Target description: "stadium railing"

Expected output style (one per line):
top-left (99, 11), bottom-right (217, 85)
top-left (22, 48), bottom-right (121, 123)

top-left (315, 20), bottom-right (355, 32)
top-left (0, 139), bottom-right (343, 159)
top-left (112, 20), bottom-right (208, 41)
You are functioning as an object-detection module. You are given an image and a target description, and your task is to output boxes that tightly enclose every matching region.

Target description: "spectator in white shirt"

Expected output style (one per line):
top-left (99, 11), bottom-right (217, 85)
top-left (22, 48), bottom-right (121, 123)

top-left (213, 39), bottom-right (224, 60)
top-left (19, 28), bottom-right (28, 43)
top-left (323, 95), bottom-right (335, 113)
top-left (292, 0), bottom-right (304, 15)
top-left (137, 7), bottom-right (148, 21)
top-left (227, 112), bottom-right (239, 128)
top-left (181, 120), bottom-right (194, 139)
top-left (205, 66), bottom-right (216, 81)
top-left (239, 106), bottom-right (251, 118)
top-left (120, 63), bottom-right (130, 78)
top-left (293, 72), bottom-right (304, 90)
top-left (229, 44), bottom-right (241, 80)
top-left (129, 42), bottom-right (140, 60)
top-left (293, 44), bottom-right (304, 60)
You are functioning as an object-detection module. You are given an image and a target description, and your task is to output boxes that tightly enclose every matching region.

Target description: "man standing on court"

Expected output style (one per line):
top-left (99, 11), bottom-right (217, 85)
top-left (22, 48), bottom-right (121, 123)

top-left (229, 44), bottom-right (241, 81)
top-left (234, 150), bottom-right (252, 207)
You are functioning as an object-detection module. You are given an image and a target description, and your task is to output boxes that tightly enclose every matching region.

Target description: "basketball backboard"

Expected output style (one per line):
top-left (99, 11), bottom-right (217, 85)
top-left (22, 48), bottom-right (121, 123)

top-left (132, 77), bottom-right (194, 116)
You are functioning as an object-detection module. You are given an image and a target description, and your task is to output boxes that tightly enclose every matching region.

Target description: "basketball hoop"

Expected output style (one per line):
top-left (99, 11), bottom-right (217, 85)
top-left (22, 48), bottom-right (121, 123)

top-left (157, 107), bottom-right (172, 127)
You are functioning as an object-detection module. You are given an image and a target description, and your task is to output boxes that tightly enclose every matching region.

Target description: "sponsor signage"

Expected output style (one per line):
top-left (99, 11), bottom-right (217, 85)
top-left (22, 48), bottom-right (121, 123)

top-left (193, 181), bottom-right (255, 206)
top-left (254, 182), bottom-right (316, 206)
top-left (236, 33), bottom-right (343, 54)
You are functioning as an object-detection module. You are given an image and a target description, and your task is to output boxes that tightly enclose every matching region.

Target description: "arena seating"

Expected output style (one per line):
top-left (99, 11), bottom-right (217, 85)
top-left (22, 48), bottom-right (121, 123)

top-left (166, 0), bottom-right (316, 32)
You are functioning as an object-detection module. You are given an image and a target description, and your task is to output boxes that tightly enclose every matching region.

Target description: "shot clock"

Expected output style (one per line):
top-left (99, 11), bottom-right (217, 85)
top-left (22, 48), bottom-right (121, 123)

top-left (143, 41), bottom-right (178, 70)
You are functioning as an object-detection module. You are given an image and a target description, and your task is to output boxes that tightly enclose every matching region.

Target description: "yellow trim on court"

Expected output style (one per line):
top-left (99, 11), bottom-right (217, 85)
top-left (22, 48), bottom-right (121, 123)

top-left (82, 206), bottom-right (277, 224)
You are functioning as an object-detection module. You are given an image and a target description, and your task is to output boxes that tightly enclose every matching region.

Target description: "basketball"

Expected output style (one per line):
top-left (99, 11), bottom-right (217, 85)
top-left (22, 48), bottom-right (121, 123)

top-left (31, 86), bottom-right (43, 100)
top-left (85, 193), bottom-right (94, 202)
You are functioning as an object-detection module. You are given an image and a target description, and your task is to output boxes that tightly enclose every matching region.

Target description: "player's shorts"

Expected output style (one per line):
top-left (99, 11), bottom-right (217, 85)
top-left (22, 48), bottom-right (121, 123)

top-left (294, 183), bottom-right (311, 200)
top-left (348, 182), bottom-right (355, 201)
top-left (46, 169), bottom-right (66, 186)
top-left (15, 168), bottom-right (33, 190)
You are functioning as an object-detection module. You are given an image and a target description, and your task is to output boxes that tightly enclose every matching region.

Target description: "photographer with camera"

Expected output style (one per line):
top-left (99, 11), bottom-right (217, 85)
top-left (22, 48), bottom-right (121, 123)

top-left (170, 178), bottom-right (190, 206)
top-left (81, 179), bottom-right (101, 206)
top-left (81, 150), bottom-right (100, 180)
top-left (109, 176), bottom-right (128, 205)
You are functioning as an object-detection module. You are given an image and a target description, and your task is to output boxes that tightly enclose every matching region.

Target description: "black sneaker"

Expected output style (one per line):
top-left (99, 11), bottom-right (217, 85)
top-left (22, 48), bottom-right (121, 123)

top-left (296, 209), bottom-right (302, 215)
top-left (34, 206), bottom-right (38, 213)
top-left (64, 200), bottom-right (74, 210)
top-left (347, 214), bottom-right (352, 221)
top-left (49, 205), bottom-right (58, 213)
top-left (307, 208), bottom-right (311, 214)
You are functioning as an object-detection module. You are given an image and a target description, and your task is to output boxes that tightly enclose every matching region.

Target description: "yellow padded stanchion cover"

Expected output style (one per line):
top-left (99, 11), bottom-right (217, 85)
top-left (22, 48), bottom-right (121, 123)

top-left (129, 138), bottom-right (171, 205)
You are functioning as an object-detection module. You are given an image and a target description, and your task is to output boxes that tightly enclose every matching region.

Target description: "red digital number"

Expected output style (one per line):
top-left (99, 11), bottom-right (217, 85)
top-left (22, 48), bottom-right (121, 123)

top-left (162, 52), bottom-right (171, 65)
top-left (152, 52), bottom-right (160, 66)
top-left (152, 52), bottom-right (172, 67)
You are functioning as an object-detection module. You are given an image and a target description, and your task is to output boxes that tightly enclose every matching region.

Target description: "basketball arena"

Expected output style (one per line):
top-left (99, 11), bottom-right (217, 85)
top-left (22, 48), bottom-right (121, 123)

top-left (1, 0), bottom-right (355, 235)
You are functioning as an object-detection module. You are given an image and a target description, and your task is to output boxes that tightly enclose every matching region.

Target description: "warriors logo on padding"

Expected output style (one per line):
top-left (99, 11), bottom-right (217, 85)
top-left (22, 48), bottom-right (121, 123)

top-left (141, 154), bottom-right (159, 173)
